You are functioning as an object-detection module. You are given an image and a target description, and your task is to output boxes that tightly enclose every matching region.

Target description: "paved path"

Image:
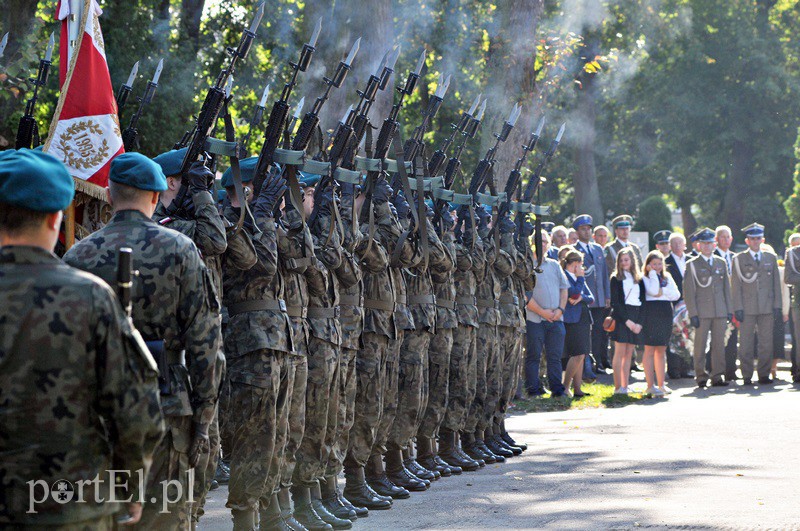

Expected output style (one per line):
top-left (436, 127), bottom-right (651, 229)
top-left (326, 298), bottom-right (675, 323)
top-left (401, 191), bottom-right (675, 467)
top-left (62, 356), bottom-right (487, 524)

top-left (201, 370), bottom-right (800, 529)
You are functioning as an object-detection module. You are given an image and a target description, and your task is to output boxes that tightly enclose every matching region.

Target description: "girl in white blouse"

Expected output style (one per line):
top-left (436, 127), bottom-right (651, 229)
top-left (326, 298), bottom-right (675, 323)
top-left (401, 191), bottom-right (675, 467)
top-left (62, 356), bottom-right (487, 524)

top-left (641, 250), bottom-right (681, 396)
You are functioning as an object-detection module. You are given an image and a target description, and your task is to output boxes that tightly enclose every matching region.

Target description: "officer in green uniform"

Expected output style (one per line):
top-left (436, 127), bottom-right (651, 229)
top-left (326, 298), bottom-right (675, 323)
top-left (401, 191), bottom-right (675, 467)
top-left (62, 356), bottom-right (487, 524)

top-left (0, 149), bottom-right (163, 529)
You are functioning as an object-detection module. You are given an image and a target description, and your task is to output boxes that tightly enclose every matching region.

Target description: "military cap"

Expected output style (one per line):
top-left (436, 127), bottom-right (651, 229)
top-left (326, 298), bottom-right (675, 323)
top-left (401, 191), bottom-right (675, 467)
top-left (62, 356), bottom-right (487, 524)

top-left (687, 229), bottom-right (701, 243)
top-left (541, 221), bottom-right (555, 234)
top-left (110, 152), bottom-right (167, 192)
top-left (221, 157), bottom-right (257, 188)
top-left (654, 230), bottom-right (672, 244)
top-left (0, 148), bottom-right (74, 212)
top-left (299, 171), bottom-right (321, 188)
top-left (742, 222), bottom-right (765, 238)
top-left (612, 214), bottom-right (633, 228)
top-left (152, 147), bottom-right (188, 177)
top-left (572, 214), bottom-right (593, 230)
top-left (694, 227), bottom-right (715, 243)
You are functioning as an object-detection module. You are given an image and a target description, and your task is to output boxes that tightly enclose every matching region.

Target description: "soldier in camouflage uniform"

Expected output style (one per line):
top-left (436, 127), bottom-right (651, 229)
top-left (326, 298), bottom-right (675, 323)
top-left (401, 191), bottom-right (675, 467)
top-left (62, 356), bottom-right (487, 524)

top-left (417, 202), bottom-right (462, 476)
top-left (152, 148), bottom-right (258, 527)
top-left (386, 196), bottom-right (453, 484)
top-left (217, 158), bottom-right (292, 530)
top-left (439, 206), bottom-right (484, 472)
top-left (340, 180), bottom-right (396, 511)
top-left (63, 153), bottom-right (221, 530)
top-left (0, 149), bottom-right (164, 529)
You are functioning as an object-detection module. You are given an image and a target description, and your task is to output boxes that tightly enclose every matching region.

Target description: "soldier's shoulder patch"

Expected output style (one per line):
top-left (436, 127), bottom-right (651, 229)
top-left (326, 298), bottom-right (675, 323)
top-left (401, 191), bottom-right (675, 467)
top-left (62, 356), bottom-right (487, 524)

top-left (158, 217), bottom-right (174, 226)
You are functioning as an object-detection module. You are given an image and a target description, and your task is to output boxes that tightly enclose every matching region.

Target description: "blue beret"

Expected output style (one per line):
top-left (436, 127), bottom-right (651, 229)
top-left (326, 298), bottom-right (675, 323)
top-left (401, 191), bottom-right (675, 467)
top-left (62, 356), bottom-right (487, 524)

top-left (425, 199), bottom-right (435, 210)
top-left (299, 171), bottom-right (321, 188)
top-left (221, 157), bottom-right (258, 188)
top-left (573, 214), bottom-right (593, 230)
top-left (110, 152), bottom-right (167, 192)
top-left (742, 222), bottom-right (765, 238)
top-left (152, 147), bottom-right (187, 177)
top-left (541, 221), bottom-right (555, 234)
top-left (654, 230), bottom-right (672, 244)
top-left (33, 145), bottom-right (44, 152)
top-left (448, 201), bottom-right (457, 211)
top-left (694, 228), bottom-right (715, 243)
top-left (0, 149), bottom-right (74, 212)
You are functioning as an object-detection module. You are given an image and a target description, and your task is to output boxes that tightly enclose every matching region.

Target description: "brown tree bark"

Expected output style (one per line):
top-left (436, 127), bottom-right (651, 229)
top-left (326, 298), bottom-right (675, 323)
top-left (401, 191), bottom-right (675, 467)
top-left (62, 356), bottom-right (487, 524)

top-left (721, 138), bottom-right (755, 233)
top-left (573, 38), bottom-right (604, 221)
top-left (180, 0), bottom-right (206, 53)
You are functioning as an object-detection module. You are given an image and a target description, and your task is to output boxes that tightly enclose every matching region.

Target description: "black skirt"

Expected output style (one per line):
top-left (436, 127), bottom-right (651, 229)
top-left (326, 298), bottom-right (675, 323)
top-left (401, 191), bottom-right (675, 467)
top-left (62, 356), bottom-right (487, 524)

top-left (564, 305), bottom-right (592, 357)
top-left (611, 304), bottom-right (642, 344)
top-left (641, 300), bottom-right (674, 347)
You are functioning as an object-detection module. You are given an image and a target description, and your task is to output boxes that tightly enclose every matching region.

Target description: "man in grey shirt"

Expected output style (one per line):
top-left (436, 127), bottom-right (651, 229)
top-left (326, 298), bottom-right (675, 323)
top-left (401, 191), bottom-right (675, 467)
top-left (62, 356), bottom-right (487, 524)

top-left (525, 232), bottom-right (569, 396)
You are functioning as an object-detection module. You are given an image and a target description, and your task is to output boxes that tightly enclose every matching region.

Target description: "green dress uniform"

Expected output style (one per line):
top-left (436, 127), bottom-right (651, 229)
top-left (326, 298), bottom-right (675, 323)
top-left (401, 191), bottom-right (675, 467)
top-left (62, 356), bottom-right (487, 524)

top-left (783, 245), bottom-right (800, 382)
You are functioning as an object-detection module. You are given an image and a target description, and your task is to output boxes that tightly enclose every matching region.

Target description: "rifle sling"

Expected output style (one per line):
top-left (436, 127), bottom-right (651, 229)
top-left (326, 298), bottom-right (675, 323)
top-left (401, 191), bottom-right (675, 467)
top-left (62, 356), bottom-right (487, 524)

top-left (360, 125), bottom-right (374, 259)
top-left (389, 129), bottom-right (420, 268)
top-left (416, 147), bottom-right (430, 271)
top-left (221, 100), bottom-right (248, 234)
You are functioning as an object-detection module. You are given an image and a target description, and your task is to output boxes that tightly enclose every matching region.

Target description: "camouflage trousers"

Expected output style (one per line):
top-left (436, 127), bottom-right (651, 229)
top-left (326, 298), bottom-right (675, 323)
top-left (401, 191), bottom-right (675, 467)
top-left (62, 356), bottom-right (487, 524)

top-left (280, 320), bottom-right (309, 489)
top-left (493, 326), bottom-right (521, 428)
top-left (225, 349), bottom-right (290, 512)
top-left (133, 414), bottom-right (192, 530)
top-left (345, 333), bottom-right (390, 468)
top-left (372, 329), bottom-right (405, 456)
top-left (465, 324), bottom-right (497, 433)
top-left (293, 336), bottom-right (339, 488)
top-left (263, 352), bottom-right (299, 501)
top-left (442, 325), bottom-right (478, 433)
top-left (326, 345), bottom-right (358, 477)
top-left (191, 350), bottom-right (226, 525)
top-left (388, 329), bottom-right (432, 450)
top-left (18, 517), bottom-right (114, 530)
top-left (418, 327), bottom-right (454, 438)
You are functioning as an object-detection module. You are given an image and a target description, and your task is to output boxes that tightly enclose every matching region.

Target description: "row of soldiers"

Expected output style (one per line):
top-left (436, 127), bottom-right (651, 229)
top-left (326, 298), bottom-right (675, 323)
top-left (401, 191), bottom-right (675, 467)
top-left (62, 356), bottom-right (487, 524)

top-left (0, 139), bottom-right (536, 530)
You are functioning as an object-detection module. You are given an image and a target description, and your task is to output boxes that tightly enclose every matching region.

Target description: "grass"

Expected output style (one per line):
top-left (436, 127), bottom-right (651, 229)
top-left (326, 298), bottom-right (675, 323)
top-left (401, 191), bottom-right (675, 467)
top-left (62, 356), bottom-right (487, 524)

top-left (509, 381), bottom-right (646, 413)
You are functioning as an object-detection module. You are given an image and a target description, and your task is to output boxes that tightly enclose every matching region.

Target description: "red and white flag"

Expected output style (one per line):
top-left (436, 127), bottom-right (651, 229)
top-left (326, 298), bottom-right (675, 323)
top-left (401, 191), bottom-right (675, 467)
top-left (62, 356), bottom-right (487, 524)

top-left (44, 0), bottom-right (123, 199)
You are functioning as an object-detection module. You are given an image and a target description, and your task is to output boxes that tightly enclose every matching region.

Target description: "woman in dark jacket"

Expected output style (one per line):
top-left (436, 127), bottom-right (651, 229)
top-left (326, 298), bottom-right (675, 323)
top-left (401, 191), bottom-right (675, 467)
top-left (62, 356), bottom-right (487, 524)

top-left (609, 247), bottom-right (646, 394)
top-left (562, 248), bottom-right (595, 397)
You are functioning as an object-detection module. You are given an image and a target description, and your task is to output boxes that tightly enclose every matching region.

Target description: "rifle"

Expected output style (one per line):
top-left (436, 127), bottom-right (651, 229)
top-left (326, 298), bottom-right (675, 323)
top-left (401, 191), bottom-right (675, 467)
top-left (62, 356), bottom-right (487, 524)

top-left (168, 2), bottom-right (263, 217)
top-left (238, 82), bottom-right (270, 157)
top-left (115, 61), bottom-right (138, 114)
top-left (497, 116), bottom-right (545, 221)
top-left (428, 93), bottom-right (481, 179)
top-left (285, 97), bottom-right (305, 141)
top-left (121, 59), bottom-right (163, 152)
top-left (358, 50), bottom-right (425, 225)
top-left (15, 33), bottom-right (53, 150)
top-left (252, 17), bottom-right (321, 195)
top-left (468, 103), bottom-right (522, 199)
top-left (0, 33), bottom-right (8, 60)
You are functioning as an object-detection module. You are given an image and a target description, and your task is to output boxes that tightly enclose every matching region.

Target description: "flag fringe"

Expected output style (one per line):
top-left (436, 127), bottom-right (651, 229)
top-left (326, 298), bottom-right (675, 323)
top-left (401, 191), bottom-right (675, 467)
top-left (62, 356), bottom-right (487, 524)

top-left (73, 177), bottom-right (107, 201)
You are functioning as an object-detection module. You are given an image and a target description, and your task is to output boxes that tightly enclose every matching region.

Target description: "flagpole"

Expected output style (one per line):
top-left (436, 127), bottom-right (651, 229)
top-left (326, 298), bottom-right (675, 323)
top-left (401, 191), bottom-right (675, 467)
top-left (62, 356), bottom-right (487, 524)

top-left (64, 0), bottom-right (85, 250)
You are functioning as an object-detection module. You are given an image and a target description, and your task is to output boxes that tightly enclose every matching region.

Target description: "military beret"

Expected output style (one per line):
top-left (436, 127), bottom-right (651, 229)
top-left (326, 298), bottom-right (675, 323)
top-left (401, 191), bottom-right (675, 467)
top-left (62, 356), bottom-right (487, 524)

top-left (33, 145), bottom-right (44, 152)
top-left (221, 157), bottom-right (258, 188)
top-left (742, 222), bottom-right (765, 238)
top-left (152, 147), bottom-right (188, 178)
top-left (541, 221), bottom-right (555, 234)
top-left (0, 149), bottom-right (74, 212)
top-left (110, 152), bottom-right (167, 192)
top-left (299, 171), bottom-right (321, 188)
top-left (612, 214), bottom-right (633, 228)
top-left (654, 230), bottom-right (672, 244)
top-left (694, 227), bottom-right (715, 243)
top-left (572, 214), bottom-right (593, 230)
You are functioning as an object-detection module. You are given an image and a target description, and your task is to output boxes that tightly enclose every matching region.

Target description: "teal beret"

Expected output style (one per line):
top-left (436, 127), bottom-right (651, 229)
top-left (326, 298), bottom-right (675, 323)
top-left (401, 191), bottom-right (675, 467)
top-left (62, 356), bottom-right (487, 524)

top-left (110, 152), bottom-right (167, 192)
top-left (221, 157), bottom-right (258, 188)
top-left (299, 171), bottom-right (321, 188)
top-left (0, 149), bottom-right (74, 212)
top-left (152, 147), bottom-right (187, 177)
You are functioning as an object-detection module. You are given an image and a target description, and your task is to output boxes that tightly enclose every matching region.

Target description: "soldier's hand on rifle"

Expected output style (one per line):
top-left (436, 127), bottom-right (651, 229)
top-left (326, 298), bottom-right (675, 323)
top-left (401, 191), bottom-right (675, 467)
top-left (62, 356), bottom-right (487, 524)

top-left (317, 188), bottom-right (336, 217)
top-left (498, 214), bottom-right (515, 234)
top-left (186, 161), bottom-right (215, 193)
top-left (341, 182), bottom-right (356, 199)
top-left (476, 205), bottom-right (491, 229)
top-left (373, 179), bottom-right (393, 204)
top-left (521, 220), bottom-right (534, 237)
top-left (441, 207), bottom-right (456, 232)
top-left (393, 192), bottom-right (411, 221)
top-left (254, 174), bottom-right (287, 218)
top-left (188, 422), bottom-right (210, 468)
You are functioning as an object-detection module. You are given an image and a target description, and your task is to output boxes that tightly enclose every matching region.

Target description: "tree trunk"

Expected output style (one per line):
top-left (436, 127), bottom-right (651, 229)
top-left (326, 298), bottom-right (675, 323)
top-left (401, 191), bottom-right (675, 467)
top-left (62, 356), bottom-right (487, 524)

top-left (180, 0), bottom-right (206, 53)
top-left (677, 192), bottom-right (697, 236)
top-left (721, 138), bottom-right (755, 234)
top-left (572, 37), bottom-right (604, 221)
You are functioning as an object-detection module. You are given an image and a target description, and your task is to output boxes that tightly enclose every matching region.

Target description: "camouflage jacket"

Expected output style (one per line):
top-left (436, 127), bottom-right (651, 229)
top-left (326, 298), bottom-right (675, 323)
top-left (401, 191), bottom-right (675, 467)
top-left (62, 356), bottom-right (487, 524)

top-left (514, 238), bottom-right (536, 329)
top-left (308, 212), bottom-right (343, 346)
top-left (338, 205), bottom-right (366, 350)
top-left (359, 201), bottom-right (394, 339)
top-left (221, 204), bottom-right (294, 357)
top-left (403, 217), bottom-right (453, 333)
top-left (497, 232), bottom-right (520, 328)
top-left (431, 231), bottom-right (461, 330)
top-left (454, 227), bottom-right (484, 328)
top-left (384, 204), bottom-right (422, 331)
top-left (64, 209), bottom-right (220, 425)
top-left (279, 208), bottom-right (325, 355)
top-left (475, 225), bottom-right (505, 326)
top-left (0, 246), bottom-right (163, 525)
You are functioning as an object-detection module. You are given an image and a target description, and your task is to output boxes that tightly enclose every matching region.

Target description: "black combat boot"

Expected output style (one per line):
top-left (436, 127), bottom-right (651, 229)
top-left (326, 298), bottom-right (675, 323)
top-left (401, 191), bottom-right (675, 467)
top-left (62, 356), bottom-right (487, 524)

top-left (385, 449), bottom-right (428, 492)
top-left (462, 431), bottom-right (493, 464)
top-left (259, 493), bottom-right (290, 531)
top-left (343, 466), bottom-right (393, 510)
top-left (311, 482), bottom-right (352, 529)
top-left (291, 486), bottom-right (333, 531)
top-left (488, 426), bottom-right (521, 456)
top-left (232, 508), bottom-right (257, 531)
top-left (475, 429), bottom-right (506, 462)
top-left (365, 453), bottom-right (410, 499)
top-left (438, 429), bottom-right (478, 472)
top-left (215, 454), bottom-right (230, 485)
top-left (432, 436), bottom-right (460, 475)
top-left (319, 475), bottom-right (358, 522)
top-left (499, 419), bottom-right (527, 451)
top-left (277, 488), bottom-right (306, 531)
top-left (403, 446), bottom-right (437, 481)
top-left (416, 435), bottom-right (453, 477)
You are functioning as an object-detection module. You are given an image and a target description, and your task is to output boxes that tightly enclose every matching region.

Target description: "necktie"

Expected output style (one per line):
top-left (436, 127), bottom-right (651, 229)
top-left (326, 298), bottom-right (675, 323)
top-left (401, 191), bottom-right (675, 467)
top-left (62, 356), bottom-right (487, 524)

top-left (708, 258), bottom-right (713, 268)
top-left (755, 253), bottom-right (761, 266)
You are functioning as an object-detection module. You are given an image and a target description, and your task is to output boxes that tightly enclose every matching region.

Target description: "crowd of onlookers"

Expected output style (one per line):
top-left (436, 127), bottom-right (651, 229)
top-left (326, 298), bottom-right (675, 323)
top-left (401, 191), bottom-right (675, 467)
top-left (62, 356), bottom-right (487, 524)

top-left (523, 215), bottom-right (800, 399)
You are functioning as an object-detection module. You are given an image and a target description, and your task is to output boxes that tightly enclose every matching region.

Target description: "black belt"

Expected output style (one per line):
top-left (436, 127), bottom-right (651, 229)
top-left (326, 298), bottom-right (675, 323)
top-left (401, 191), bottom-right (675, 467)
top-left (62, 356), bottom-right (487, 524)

top-left (339, 294), bottom-right (364, 307)
top-left (436, 298), bottom-right (456, 310)
top-left (287, 306), bottom-right (307, 318)
top-left (307, 306), bottom-right (340, 319)
top-left (228, 299), bottom-right (287, 316)
top-left (456, 295), bottom-right (477, 306)
top-left (408, 294), bottom-right (436, 305)
top-left (364, 298), bottom-right (395, 312)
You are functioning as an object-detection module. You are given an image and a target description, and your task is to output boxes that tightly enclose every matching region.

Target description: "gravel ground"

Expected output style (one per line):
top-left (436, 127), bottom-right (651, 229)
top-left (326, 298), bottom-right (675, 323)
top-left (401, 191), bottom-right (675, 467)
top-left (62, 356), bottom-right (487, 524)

top-left (199, 369), bottom-right (800, 530)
